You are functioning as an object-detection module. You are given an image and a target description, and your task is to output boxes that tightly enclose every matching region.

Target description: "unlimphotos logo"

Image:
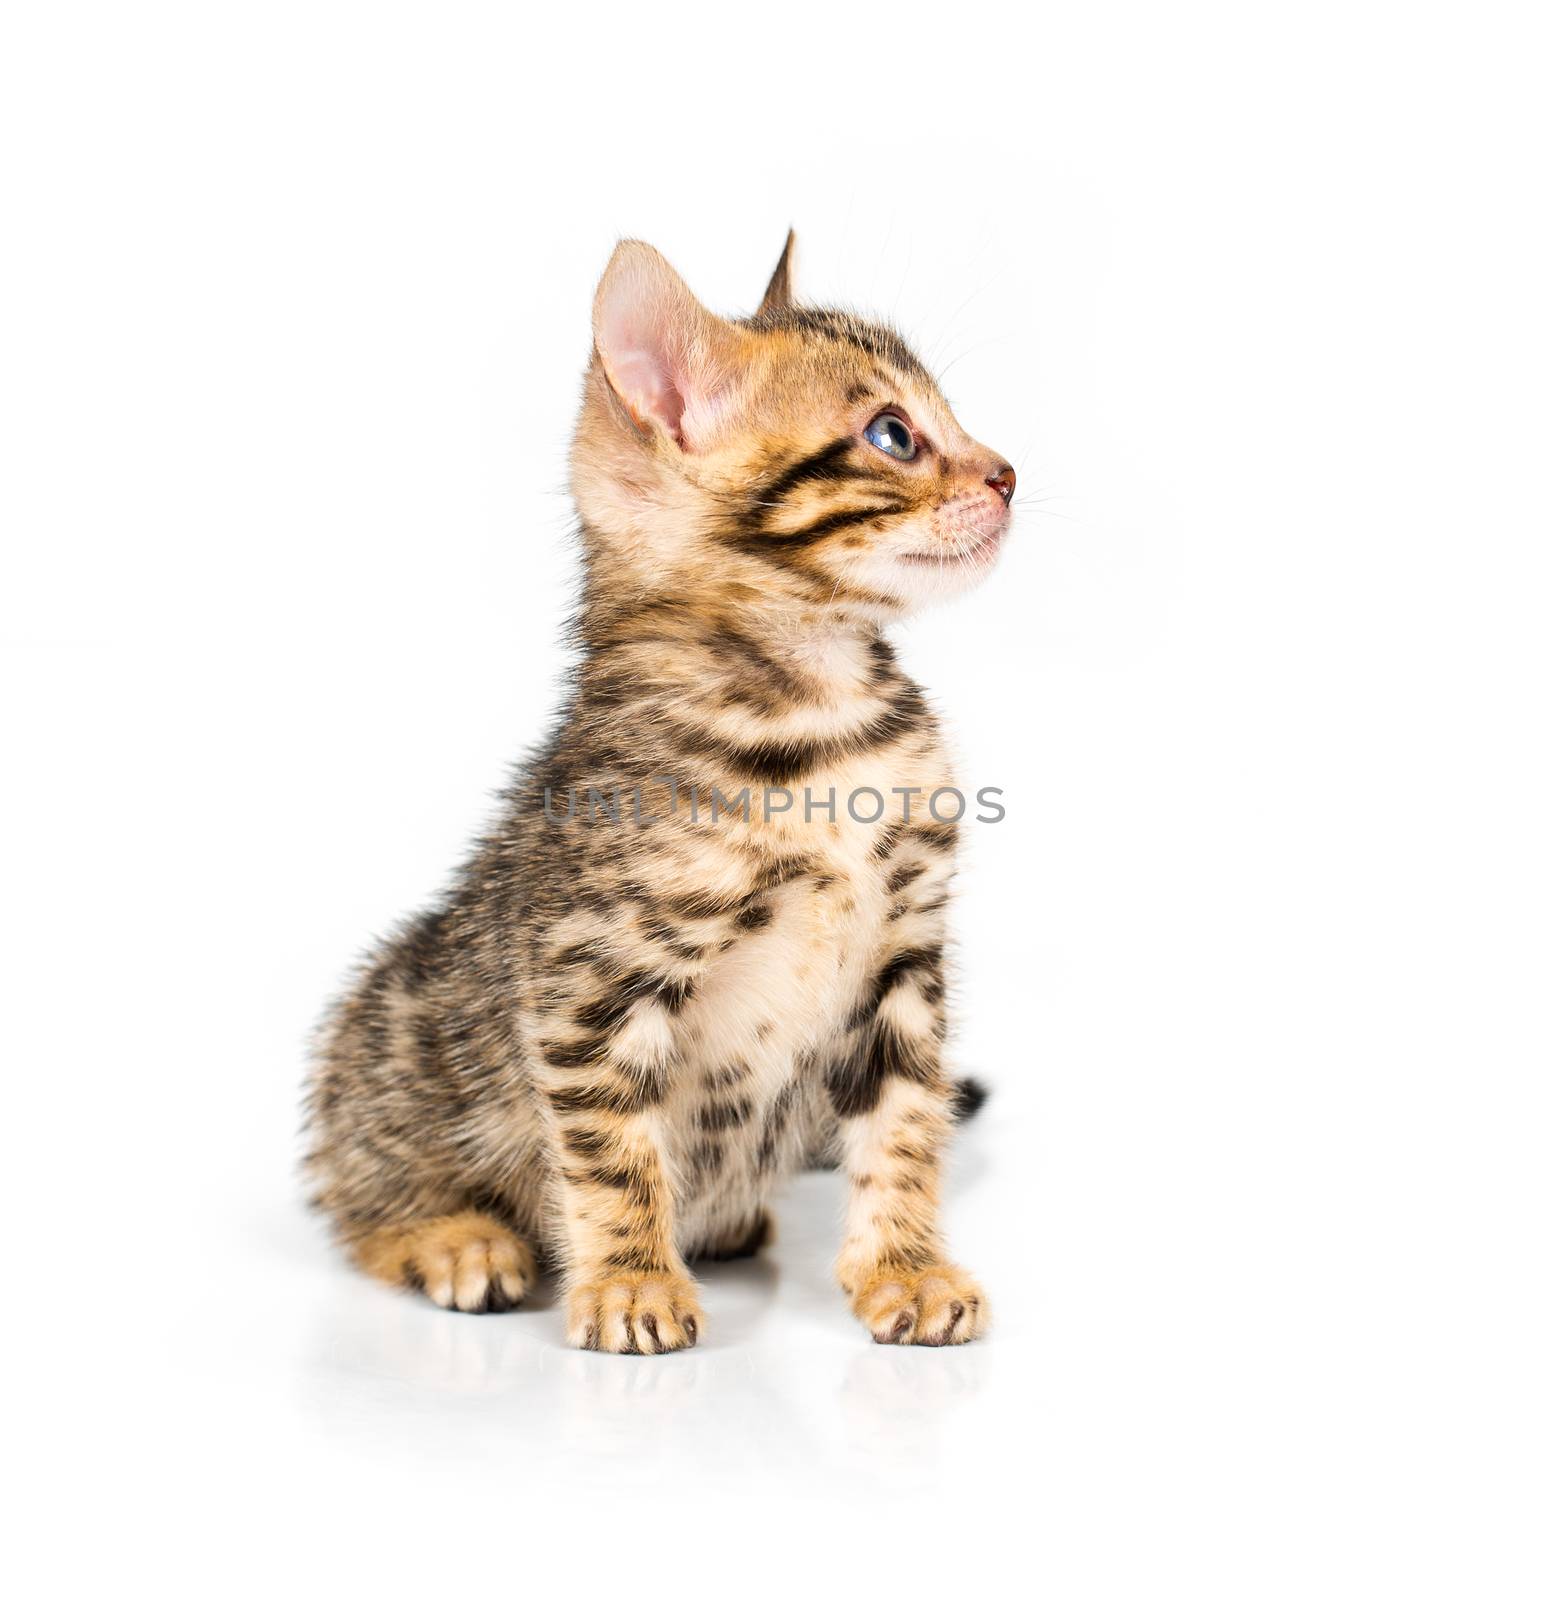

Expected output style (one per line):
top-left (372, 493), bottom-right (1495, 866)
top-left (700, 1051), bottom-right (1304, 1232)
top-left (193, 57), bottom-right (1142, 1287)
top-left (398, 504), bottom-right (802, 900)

top-left (541, 781), bottom-right (1005, 827)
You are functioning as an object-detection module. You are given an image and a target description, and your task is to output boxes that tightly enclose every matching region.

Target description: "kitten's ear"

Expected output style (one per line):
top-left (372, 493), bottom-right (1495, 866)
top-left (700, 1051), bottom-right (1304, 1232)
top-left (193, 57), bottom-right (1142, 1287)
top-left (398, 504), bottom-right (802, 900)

top-left (757, 228), bottom-right (796, 314)
top-left (592, 241), bottom-right (743, 450)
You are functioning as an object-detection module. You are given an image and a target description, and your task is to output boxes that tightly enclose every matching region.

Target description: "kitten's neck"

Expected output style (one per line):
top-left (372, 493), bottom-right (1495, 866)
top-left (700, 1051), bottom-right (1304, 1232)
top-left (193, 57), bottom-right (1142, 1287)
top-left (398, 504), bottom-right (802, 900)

top-left (753, 609), bottom-right (880, 690)
top-left (578, 577), bottom-right (888, 708)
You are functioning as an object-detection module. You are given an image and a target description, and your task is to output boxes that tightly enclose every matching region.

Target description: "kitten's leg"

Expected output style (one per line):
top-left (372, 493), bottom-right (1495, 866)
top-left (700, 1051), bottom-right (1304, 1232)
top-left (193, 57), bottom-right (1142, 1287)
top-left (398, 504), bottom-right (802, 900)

top-left (801, 1072), bottom-right (990, 1170)
top-left (350, 1210), bottom-right (538, 1312)
top-left (548, 1094), bottom-right (703, 1351)
top-left (829, 841), bottom-right (988, 1345)
top-left (833, 1072), bottom-right (987, 1344)
top-left (536, 990), bottom-right (703, 1353)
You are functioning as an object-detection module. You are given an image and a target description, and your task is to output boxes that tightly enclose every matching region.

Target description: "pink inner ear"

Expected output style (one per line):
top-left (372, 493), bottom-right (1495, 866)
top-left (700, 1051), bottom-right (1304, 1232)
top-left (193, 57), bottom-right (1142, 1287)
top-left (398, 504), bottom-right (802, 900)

top-left (595, 258), bottom-right (698, 443)
top-left (605, 339), bottom-right (687, 440)
top-left (594, 246), bottom-right (739, 448)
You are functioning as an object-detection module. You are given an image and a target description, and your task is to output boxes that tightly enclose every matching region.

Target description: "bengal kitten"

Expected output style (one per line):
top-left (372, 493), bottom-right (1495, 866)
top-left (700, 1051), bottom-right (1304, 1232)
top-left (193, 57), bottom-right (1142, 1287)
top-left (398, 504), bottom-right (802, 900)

top-left (306, 234), bottom-right (1015, 1352)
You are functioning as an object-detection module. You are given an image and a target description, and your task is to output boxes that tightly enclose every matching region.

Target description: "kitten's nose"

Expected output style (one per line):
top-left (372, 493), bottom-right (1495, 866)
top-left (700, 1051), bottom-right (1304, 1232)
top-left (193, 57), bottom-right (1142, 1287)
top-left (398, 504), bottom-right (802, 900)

top-left (985, 464), bottom-right (1016, 505)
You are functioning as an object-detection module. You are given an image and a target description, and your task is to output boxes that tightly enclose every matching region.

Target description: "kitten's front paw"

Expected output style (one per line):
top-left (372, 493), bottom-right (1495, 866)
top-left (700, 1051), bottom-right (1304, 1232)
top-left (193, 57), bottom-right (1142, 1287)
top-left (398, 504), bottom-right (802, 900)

top-left (566, 1270), bottom-right (703, 1354)
top-left (845, 1262), bottom-right (988, 1346)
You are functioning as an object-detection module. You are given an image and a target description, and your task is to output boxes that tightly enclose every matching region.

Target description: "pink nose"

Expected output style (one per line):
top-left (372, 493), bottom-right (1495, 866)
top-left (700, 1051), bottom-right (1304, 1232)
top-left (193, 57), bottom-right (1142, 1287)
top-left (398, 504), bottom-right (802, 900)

top-left (985, 464), bottom-right (1016, 505)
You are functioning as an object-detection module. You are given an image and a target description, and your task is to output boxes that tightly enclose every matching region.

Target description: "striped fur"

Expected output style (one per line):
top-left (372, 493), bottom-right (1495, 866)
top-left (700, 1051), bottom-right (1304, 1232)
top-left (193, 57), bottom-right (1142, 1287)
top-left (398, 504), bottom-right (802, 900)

top-left (305, 234), bottom-right (1013, 1351)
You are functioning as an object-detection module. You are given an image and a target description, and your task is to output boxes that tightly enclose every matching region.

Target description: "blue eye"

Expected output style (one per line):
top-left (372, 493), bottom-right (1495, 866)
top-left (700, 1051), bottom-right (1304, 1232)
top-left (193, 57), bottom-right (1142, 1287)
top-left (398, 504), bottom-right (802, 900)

top-left (863, 412), bottom-right (917, 461)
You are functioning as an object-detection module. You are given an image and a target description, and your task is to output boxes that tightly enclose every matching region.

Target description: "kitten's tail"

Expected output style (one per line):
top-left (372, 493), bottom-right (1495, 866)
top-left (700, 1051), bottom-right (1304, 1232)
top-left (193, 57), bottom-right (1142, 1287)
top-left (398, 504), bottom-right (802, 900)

top-left (950, 1076), bottom-right (990, 1123)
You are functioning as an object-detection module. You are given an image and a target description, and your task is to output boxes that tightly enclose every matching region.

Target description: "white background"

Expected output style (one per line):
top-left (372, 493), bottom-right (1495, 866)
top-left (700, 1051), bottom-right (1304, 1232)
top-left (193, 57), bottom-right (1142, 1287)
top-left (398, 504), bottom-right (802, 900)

top-left (4, 3), bottom-right (1538, 1595)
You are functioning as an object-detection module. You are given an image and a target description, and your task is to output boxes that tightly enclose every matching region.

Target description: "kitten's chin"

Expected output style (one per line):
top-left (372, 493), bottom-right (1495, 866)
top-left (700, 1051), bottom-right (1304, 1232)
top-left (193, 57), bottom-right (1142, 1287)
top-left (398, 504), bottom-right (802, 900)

top-left (856, 523), bottom-right (1007, 611)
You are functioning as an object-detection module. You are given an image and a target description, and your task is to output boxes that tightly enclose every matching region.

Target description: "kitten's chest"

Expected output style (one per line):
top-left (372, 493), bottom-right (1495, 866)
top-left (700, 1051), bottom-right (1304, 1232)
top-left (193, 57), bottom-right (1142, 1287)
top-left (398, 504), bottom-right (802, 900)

top-left (683, 839), bottom-right (888, 1071)
top-left (669, 842), bottom-right (891, 1221)
top-left (685, 738), bottom-right (950, 1061)
top-left (665, 718), bottom-right (952, 1221)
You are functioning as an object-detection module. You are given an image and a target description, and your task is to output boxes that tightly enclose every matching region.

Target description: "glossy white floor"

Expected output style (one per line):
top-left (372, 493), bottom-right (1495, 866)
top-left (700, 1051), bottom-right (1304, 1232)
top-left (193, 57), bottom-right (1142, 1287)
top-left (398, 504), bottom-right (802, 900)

top-left (23, 1003), bottom-right (1537, 1596)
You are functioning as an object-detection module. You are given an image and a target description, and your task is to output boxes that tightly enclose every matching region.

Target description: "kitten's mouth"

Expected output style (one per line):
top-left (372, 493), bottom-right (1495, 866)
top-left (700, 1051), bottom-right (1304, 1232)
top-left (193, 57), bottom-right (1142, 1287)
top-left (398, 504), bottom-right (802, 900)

top-left (898, 524), bottom-right (1005, 568)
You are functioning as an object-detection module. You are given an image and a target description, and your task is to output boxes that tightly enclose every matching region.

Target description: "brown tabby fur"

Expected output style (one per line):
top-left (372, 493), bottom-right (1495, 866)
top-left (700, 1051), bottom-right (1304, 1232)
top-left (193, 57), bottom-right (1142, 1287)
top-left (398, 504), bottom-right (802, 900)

top-left (305, 234), bottom-right (1014, 1352)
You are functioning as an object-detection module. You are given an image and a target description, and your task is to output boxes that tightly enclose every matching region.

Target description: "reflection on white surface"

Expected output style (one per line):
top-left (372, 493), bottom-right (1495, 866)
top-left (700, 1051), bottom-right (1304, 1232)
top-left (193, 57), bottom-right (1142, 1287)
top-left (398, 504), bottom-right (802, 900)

top-left (292, 1164), bottom-right (991, 1491)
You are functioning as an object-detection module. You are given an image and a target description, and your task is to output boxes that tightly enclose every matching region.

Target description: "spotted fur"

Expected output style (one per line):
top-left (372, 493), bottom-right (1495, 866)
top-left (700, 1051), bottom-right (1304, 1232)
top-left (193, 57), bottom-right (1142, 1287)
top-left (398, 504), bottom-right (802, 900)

top-left (305, 233), bottom-right (1014, 1351)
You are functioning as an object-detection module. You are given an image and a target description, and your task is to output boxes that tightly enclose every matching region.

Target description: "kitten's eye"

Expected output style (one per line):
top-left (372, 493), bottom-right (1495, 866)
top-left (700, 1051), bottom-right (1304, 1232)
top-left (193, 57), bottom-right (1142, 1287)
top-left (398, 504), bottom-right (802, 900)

top-left (863, 412), bottom-right (917, 461)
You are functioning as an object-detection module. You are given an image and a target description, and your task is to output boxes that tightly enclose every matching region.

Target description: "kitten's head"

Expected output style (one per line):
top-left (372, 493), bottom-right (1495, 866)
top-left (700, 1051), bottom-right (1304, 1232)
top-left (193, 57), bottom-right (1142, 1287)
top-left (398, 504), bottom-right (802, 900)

top-left (571, 235), bottom-right (1014, 626)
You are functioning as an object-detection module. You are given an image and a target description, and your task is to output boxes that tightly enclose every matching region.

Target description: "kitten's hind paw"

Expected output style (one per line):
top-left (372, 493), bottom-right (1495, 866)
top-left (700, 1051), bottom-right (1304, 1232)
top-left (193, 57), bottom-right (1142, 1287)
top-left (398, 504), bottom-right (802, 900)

top-left (690, 1208), bottom-right (774, 1263)
top-left (354, 1211), bottom-right (537, 1313)
top-left (566, 1270), bottom-right (703, 1354)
